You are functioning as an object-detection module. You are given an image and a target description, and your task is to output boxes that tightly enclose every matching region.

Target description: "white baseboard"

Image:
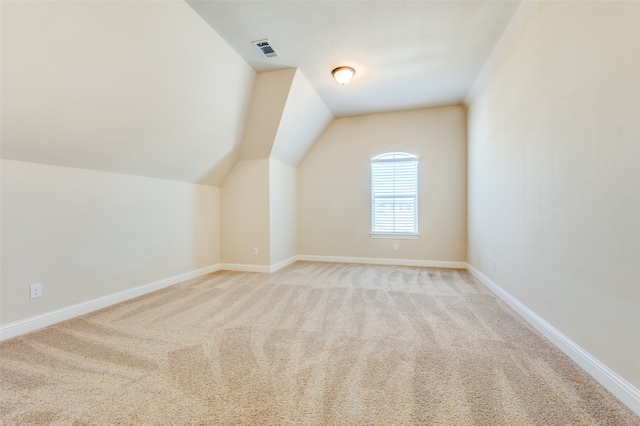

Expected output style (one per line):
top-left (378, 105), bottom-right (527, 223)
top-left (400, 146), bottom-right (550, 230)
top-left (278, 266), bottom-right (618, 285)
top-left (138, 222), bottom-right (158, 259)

top-left (218, 256), bottom-right (297, 274)
top-left (297, 254), bottom-right (467, 269)
top-left (270, 256), bottom-right (297, 273)
top-left (0, 264), bottom-right (222, 342)
top-left (219, 263), bottom-right (271, 273)
top-left (466, 264), bottom-right (640, 417)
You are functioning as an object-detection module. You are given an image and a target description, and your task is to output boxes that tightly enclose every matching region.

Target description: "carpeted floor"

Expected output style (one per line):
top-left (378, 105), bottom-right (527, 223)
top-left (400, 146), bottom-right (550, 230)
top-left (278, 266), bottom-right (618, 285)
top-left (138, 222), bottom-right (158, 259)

top-left (1, 262), bottom-right (638, 425)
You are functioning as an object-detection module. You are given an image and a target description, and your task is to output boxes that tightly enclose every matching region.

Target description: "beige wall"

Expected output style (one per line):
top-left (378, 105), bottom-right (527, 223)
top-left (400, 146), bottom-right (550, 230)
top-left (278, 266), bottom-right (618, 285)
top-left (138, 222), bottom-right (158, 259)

top-left (228, 67), bottom-right (329, 269)
top-left (220, 160), bottom-right (271, 266)
top-left (220, 158), bottom-right (297, 269)
top-left (269, 159), bottom-right (297, 265)
top-left (0, 160), bottom-right (220, 325)
top-left (298, 106), bottom-right (467, 262)
top-left (467, 1), bottom-right (640, 388)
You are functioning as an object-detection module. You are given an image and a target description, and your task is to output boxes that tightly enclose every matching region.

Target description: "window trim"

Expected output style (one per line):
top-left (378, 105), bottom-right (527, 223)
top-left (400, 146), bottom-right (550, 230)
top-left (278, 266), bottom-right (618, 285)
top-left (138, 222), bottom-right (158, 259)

top-left (369, 233), bottom-right (420, 239)
top-left (370, 152), bottom-right (419, 238)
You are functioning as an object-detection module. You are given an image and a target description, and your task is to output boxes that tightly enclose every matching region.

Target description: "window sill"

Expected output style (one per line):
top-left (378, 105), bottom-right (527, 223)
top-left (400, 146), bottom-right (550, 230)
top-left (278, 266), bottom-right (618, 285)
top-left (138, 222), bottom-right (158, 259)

top-left (370, 233), bottom-right (420, 240)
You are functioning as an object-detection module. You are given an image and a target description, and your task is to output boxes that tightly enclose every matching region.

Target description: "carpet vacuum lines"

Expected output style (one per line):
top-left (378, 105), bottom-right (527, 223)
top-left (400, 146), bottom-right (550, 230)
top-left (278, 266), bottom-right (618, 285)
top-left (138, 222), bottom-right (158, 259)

top-left (1, 262), bottom-right (638, 425)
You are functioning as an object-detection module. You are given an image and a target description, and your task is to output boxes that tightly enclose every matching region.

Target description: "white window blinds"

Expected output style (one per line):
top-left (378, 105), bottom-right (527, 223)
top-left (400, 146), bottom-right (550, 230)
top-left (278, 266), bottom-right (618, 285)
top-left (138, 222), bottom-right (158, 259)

top-left (371, 152), bottom-right (418, 235)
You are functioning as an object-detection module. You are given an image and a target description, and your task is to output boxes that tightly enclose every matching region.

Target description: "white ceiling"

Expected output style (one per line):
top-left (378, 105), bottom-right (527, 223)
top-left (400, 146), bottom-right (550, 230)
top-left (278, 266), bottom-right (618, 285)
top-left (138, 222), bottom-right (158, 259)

top-left (1, 0), bottom-right (524, 187)
top-left (187, 0), bottom-right (523, 117)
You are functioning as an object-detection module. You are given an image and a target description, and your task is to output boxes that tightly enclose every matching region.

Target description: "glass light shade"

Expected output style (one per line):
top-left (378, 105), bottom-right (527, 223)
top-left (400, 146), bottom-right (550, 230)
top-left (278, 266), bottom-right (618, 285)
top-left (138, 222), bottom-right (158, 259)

top-left (332, 66), bottom-right (355, 85)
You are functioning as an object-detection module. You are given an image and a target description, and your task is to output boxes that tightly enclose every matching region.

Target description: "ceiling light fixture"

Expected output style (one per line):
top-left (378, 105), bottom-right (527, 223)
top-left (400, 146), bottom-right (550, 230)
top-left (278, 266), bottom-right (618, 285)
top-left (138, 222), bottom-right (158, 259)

top-left (332, 66), bottom-right (355, 85)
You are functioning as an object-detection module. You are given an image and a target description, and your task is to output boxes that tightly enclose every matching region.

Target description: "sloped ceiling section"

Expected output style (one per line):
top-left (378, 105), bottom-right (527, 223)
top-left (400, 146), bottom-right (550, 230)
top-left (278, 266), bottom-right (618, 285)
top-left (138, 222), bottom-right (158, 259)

top-left (0, 1), bottom-right (255, 186)
top-left (239, 69), bottom-right (297, 161)
top-left (238, 68), bottom-right (333, 167)
top-left (271, 70), bottom-right (334, 166)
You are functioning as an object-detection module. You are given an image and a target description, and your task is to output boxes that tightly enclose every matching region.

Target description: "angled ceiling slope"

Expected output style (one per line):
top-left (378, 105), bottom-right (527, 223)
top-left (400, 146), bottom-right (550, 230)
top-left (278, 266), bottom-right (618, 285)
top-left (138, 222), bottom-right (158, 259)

top-left (239, 68), bottom-right (333, 167)
top-left (1, 1), bottom-right (256, 186)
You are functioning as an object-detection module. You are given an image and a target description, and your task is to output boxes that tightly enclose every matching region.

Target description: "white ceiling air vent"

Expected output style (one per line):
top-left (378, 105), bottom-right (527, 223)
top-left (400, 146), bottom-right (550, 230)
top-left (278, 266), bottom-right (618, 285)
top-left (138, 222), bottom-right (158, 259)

top-left (252, 39), bottom-right (280, 59)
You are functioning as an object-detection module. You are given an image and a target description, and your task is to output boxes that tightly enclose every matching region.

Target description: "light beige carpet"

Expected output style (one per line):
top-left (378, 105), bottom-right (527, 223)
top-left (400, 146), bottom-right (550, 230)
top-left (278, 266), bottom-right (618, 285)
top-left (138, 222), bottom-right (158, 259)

top-left (1, 262), bottom-right (638, 425)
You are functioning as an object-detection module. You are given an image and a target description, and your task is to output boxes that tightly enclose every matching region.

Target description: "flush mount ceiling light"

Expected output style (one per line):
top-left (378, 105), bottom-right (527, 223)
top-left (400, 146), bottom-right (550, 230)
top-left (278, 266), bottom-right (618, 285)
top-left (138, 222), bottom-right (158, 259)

top-left (332, 66), bottom-right (355, 85)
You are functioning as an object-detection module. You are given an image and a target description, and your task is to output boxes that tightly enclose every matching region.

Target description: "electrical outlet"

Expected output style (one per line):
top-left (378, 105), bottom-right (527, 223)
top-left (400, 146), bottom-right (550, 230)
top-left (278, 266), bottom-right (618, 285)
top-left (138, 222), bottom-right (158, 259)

top-left (252, 248), bottom-right (258, 256)
top-left (30, 283), bottom-right (42, 299)
top-left (492, 259), bottom-right (496, 271)
top-left (393, 244), bottom-right (399, 251)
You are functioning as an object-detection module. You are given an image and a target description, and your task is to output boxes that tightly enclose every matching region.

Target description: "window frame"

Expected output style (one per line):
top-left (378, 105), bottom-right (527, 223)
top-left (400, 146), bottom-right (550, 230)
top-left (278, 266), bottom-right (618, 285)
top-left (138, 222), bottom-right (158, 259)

top-left (370, 152), bottom-right (420, 239)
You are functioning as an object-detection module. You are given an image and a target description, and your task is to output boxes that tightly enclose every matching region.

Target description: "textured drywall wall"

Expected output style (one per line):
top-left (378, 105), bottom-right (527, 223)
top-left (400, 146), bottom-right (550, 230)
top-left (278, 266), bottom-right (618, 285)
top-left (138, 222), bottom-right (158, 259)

top-left (467, 1), bottom-right (640, 388)
top-left (298, 106), bottom-right (467, 262)
top-left (0, 160), bottom-right (220, 325)
top-left (269, 159), bottom-right (297, 265)
top-left (220, 160), bottom-right (271, 266)
top-left (219, 158), bottom-right (297, 268)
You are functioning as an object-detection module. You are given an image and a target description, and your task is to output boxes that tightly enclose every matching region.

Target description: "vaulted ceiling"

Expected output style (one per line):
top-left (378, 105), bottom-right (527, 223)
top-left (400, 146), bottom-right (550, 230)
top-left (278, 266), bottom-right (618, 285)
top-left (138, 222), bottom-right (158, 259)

top-left (187, 0), bottom-right (522, 117)
top-left (1, 1), bottom-right (522, 186)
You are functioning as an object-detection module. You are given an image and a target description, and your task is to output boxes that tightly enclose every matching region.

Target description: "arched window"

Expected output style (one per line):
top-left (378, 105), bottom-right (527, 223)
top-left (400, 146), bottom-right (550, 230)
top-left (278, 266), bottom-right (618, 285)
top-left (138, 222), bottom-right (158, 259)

top-left (371, 152), bottom-right (419, 236)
